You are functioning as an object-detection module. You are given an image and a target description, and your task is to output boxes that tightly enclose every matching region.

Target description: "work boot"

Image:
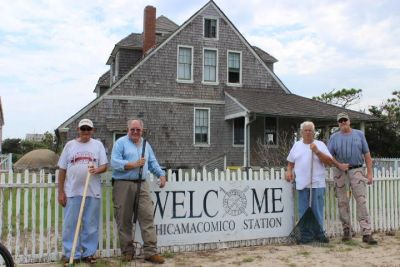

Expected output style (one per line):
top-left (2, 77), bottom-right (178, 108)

top-left (145, 254), bottom-right (165, 264)
top-left (342, 228), bottom-right (352, 241)
top-left (362, 235), bottom-right (378, 245)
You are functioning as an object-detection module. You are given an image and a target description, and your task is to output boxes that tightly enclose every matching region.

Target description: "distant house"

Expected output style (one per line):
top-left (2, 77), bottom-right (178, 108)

top-left (57, 1), bottom-right (376, 169)
top-left (25, 133), bottom-right (45, 142)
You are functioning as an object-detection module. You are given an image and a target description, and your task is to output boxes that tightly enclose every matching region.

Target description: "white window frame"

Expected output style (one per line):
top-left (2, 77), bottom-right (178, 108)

top-left (202, 48), bottom-right (219, 85)
top-left (232, 117), bottom-right (245, 147)
top-left (264, 117), bottom-right (279, 147)
top-left (176, 45), bottom-right (194, 83)
top-left (226, 50), bottom-right (242, 86)
top-left (111, 52), bottom-right (119, 84)
top-left (203, 16), bottom-right (219, 40)
top-left (193, 107), bottom-right (211, 146)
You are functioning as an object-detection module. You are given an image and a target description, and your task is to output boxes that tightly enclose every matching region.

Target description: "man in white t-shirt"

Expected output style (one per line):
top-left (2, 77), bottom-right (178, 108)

top-left (58, 119), bottom-right (108, 264)
top-left (286, 121), bottom-right (334, 243)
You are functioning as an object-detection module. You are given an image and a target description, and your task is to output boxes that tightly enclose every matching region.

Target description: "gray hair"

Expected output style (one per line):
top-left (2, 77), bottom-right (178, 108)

top-left (127, 119), bottom-right (144, 129)
top-left (300, 121), bottom-right (315, 132)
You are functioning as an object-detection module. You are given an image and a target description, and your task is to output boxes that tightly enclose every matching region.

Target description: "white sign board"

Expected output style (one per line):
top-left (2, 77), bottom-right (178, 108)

top-left (147, 179), bottom-right (294, 246)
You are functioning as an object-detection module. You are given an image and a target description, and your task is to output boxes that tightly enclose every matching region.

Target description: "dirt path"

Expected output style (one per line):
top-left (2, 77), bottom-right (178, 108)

top-left (20, 232), bottom-right (400, 266)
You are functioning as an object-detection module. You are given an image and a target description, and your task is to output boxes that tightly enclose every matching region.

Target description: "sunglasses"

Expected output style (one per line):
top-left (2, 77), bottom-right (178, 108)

top-left (338, 118), bottom-right (348, 123)
top-left (129, 128), bottom-right (142, 133)
top-left (80, 126), bottom-right (93, 131)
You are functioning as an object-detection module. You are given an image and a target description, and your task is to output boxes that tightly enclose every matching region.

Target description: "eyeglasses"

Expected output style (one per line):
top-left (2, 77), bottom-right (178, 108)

top-left (80, 126), bottom-right (93, 131)
top-left (129, 128), bottom-right (142, 133)
top-left (338, 118), bottom-right (348, 123)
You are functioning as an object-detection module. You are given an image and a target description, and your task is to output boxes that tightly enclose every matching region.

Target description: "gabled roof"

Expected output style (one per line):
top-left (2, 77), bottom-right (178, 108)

top-left (225, 88), bottom-right (377, 122)
top-left (116, 33), bottom-right (143, 48)
top-left (156, 15), bottom-right (179, 33)
top-left (253, 46), bottom-right (278, 63)
top-left (97, 70), bottom-right (110, 87)
top-left (93, 70), bottom-right (110, 93)
top-left (57, 1), bottom-right (295, 129)
top-left (106, 16), bottom-right (179, 65)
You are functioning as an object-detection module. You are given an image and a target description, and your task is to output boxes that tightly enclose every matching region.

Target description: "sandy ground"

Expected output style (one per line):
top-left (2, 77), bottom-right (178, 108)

top-left (20, 232), bottom-right (400, 267)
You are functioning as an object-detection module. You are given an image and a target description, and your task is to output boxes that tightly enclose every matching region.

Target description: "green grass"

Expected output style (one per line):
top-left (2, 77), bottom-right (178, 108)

top-left (0, 178), bottom-right (116, 247)
top-left (298, 250), bottom-right (311, 257)
top-left (162, 250), bottom-right (175, 258)
top-left (242, 256), bottom-right (254, 263)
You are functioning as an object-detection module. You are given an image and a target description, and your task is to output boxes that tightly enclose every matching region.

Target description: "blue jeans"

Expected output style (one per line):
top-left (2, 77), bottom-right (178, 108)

top-left (63, 196), bottom-right (100, 259)
top-left (298, 188), bottom-right (325, 239)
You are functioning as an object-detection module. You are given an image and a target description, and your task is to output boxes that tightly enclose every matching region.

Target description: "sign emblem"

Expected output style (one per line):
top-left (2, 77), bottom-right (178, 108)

top-left (220, 186), bottom-right (249, 217)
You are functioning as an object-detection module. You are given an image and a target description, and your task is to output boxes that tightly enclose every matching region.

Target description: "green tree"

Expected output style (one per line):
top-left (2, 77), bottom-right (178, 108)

top-left (2, 132), bottom-right (56, 163)
top-left (2, 138), bottom-right (22, 154)
top-left (312, 88), bottom-right (362, 108)
top-left (366, 91), bottom-right (400, 157)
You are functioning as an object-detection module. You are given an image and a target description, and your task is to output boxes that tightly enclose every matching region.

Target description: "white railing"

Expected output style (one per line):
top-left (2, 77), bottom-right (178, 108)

top-left (0, 167), bottom-right (399, 264)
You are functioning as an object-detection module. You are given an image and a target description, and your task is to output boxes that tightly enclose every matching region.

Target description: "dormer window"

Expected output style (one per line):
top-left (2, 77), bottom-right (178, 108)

top-left (204, 18), bottom-right (218, 39)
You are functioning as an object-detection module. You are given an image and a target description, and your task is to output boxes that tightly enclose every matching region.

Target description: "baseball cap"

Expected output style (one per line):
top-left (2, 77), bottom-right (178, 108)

top-left (78, 118), bottom-right (94, 128)
top-left (337, 112), bottom-right (349, 122)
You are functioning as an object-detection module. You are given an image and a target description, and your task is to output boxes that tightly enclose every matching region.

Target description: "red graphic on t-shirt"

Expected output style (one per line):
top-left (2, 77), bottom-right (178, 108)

top-left (70, 152), bottom-right (97, 165)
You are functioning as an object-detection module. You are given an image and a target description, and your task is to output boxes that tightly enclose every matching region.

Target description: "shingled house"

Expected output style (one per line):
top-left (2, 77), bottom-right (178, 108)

top-left (57, 1), bottom-right (375, 169)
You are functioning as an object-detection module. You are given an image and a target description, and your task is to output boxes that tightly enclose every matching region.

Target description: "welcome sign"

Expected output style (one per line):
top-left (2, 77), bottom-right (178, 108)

top-left (148, 179), bottom-right (294, 246)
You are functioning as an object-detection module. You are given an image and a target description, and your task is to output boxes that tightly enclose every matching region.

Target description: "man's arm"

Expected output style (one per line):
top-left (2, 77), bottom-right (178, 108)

top-left (58, 169), bottom-right (67, 207)
top-left (310, 143), bottom-right (334, 165)
top-left (330, 157), bottom-right (349, 171)
top-left (285, 162), bottom-right (295, 182)
top-left (364, 152), bottom-right (373, 184)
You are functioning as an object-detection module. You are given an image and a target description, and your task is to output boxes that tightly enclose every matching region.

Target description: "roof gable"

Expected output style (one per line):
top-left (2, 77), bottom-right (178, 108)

top-left (58, 1), bottom-right (290, 129)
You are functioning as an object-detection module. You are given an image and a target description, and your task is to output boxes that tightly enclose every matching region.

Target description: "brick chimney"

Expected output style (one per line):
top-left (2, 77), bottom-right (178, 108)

top-left (143, 5), bottom-right (156, 55)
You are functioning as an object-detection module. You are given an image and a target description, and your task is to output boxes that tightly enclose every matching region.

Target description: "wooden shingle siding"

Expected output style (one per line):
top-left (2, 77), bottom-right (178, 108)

top-left (60, 2), bottom-right (373, 169)
top-left (117, 48), bottom-right (142, 79)
top-left (225, 95), bottom-right (246, 117)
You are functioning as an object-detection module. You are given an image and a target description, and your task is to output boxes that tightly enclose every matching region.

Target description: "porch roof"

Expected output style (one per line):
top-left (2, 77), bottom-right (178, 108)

top-left (225, 89), bottom-right (378, 123)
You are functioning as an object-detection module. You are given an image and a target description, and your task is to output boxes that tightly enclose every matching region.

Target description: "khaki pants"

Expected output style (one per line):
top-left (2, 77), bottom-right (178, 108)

top-left (333, 168), bottom-right (372, 235)
top-left (112, 180), bottom-right (157, 257)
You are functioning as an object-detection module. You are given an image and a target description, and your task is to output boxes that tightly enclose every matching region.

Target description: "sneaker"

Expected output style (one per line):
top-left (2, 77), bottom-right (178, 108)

top-left (342, 228), bottom-right (352, 241)
top-left (145, 254), bottom-right (165, 264)
top-left (362, 235), bottom-right (378, 245)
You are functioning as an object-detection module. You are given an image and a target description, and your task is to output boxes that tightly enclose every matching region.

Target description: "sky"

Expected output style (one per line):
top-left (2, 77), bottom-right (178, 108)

top-left (0, 0), bottom-right (399, 139)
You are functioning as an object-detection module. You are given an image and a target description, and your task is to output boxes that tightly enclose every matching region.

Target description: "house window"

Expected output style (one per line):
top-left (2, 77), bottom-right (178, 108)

top-left (194, 108), bottom-right (210, 145)
top-left (113, 132), bottom-right (126, 144)
top-left (203, 49), bottom-right (217, 83)
top-left (233, 117), bottom-right (244, 145)
top-left (177, 46), bottom-right (193, 81)
top-left (204, 18), bottom-right (217, 38)
top-left (265, 117), bottom-right (278, 145)
top-left (227, 51), bottom-right (241, 84)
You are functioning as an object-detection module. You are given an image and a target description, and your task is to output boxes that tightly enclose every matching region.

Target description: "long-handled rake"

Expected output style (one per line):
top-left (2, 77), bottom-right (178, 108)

top-left (287, 150), bottom-right (328, 245)
top-left (132, 139), bottom-right (147, 258)
top-left (68, 170), bottom-right (92, 266)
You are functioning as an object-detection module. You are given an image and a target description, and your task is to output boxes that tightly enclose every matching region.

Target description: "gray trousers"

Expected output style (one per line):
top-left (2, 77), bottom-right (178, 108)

top-left (333, 168), bottom-right (372, 235)
top-left (112, 180), bottom-right (157, 257)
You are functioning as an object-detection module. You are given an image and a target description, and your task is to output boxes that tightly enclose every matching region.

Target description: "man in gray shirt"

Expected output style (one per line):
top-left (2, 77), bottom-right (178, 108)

top-left (328, 112), bottom-right (377, 245)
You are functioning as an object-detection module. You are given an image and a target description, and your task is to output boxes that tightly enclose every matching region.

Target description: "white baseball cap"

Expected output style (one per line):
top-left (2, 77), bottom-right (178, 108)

top-left (78, 118), bottom-right (94, 128)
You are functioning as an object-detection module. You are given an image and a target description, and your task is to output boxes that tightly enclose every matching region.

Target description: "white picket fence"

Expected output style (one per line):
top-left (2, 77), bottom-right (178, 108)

top-left (0, 167), bottom-right (399, 264)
